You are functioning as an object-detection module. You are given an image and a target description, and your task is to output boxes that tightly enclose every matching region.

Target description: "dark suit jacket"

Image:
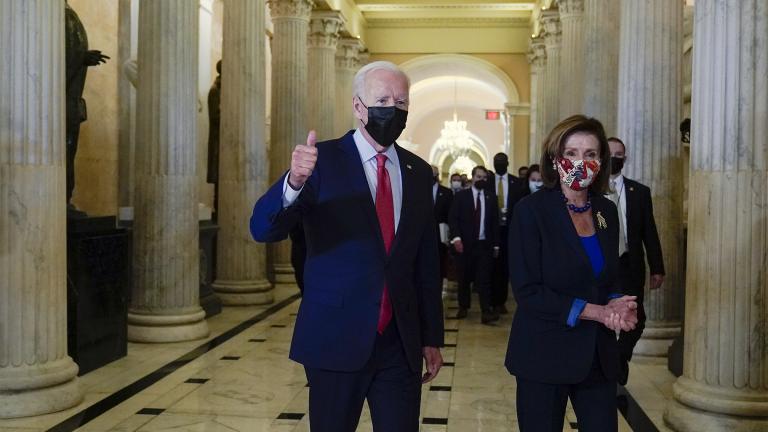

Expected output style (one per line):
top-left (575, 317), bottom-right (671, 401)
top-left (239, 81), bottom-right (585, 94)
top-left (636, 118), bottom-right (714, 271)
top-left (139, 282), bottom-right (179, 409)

top-left (433, 184), bottom-right (452, 227)
top-left (250, 131), bottom-right (444, 373)
top-left (448, 187), bottom-right (500, 249)
top-left (622, 178), bottom-right (665, 290)
top-left (505, 188), bottom-right (621, 384)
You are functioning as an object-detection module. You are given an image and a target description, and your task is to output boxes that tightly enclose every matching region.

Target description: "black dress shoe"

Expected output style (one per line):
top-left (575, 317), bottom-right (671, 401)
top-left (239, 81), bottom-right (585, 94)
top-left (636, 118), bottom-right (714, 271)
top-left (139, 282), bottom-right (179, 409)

top-left (495, 304), bottom-right (509, 315)
top-left (481, 311), bottom-right (500, 325)
top-left (618, 358), bottom-right (630, 386)
top-left (455, 308), bottom-right (468, 319)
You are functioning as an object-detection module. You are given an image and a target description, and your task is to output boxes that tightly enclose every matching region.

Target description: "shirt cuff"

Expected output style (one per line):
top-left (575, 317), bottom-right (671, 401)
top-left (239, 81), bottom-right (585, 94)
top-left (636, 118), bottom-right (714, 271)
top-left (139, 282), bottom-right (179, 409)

top-left (608, 293), bottom-right (623, 300)
top-left (567, 298), bottom-right (588, 328)
top-left (450, 237), bottom-right (461, 244)
top-left (282, 174), bottom-right (304, 208)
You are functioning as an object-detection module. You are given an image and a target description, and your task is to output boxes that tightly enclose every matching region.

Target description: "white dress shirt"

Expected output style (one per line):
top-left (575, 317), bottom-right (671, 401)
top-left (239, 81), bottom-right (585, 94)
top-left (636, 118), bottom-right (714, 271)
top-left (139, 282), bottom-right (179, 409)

top-left (472, 186), bottom-right (487, 240)
top-left (432, 182), bottom-right (438, 202)
top-left (282, 128), bottom-right (403, 231)
top-left (608, 174), bottom-right (628, 244)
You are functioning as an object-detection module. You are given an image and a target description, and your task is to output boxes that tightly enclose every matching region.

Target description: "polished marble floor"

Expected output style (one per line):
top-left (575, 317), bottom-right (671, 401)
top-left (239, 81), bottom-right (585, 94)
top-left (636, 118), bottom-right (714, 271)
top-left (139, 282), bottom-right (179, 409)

top-left (0, 285), bottom-right (678, 432)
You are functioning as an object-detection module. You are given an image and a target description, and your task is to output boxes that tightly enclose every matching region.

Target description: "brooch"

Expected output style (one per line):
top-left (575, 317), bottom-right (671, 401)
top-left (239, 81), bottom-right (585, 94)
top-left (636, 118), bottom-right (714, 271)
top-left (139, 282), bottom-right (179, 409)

top-left (596, 211), bottom-right (608, 230)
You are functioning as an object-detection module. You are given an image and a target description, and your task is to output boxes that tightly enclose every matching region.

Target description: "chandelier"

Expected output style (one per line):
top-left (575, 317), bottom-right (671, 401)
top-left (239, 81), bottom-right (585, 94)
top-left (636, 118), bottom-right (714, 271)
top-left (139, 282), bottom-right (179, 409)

top-left (435, 80), bottom-right (474, 160)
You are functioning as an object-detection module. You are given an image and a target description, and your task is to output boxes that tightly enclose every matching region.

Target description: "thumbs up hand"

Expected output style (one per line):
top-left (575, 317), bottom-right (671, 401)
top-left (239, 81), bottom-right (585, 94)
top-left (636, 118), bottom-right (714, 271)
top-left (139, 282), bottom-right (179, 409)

top-left (288, 130), bottom-right (318, 189)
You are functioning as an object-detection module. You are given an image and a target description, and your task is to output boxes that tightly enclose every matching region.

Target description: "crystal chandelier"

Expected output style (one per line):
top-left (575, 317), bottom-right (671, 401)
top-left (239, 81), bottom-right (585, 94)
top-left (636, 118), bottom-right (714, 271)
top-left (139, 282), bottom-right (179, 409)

top-left (435, 80), bottom-right (474, 160)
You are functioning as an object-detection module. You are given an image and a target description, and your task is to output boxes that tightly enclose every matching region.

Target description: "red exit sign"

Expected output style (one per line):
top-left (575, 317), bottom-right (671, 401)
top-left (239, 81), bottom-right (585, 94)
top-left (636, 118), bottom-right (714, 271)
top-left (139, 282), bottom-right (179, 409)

top-left (485, 110), bottom-right (501, 120)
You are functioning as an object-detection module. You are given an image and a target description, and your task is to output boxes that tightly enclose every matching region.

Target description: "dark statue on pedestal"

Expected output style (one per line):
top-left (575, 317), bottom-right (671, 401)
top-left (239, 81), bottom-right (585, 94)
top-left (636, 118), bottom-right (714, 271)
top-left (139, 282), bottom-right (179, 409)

top-left (207, 60), bottom-right (222, 220)
top-left (65, 2), bottom-right (109, 217)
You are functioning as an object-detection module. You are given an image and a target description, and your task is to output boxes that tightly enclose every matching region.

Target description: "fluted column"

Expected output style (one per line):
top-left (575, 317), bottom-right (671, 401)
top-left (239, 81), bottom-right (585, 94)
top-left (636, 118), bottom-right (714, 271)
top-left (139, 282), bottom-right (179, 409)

top-left (558, 0), bottom-right (586, 119)
top-left (541, 8), bottom-right (562, 132)
top-left (335, 38), bottom-right (364, 136)
top-left (308, 11), bottom-right (343, 141)
top-left (268, 0), bottom-right (313, 285)
top-left (129, 0), bottom-right (209, 343)
top-left (212, 0), bottom-right (273, 305)
top-left (528, 36), bottom-right (547, 164)
top-left (582, 0), bottom-right (620, 135)
top-left (0, 0), bottom-right (82, 418)
top-left (617, 0), bottom-right (683, 357)
top-left (665, 2), bottom-right (768, 430)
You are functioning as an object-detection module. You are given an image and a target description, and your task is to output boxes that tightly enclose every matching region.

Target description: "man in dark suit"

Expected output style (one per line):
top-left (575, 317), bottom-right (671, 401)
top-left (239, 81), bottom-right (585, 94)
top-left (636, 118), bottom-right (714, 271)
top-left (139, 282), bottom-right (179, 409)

top-left (432, 165), bottom-right (453, 280)
top-left (250, 62), bottom-right (444, 432)
top-left (607, 137), bottom-right (665, 385)
top-left (449, 166), bottom-right (500, 324)
top-left (490, 152), bottom-right (527, 314)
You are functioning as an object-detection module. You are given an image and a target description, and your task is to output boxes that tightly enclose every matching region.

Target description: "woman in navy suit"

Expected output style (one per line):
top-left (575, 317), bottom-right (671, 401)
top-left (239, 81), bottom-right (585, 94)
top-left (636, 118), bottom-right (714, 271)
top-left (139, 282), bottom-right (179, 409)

top-left (505, 115), bottom-right (639, 431)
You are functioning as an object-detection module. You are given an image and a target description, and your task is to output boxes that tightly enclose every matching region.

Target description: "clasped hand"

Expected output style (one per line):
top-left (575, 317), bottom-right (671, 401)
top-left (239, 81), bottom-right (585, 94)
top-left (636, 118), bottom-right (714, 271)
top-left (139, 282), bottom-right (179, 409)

top-left (603, 296), bottom-right (638, 332)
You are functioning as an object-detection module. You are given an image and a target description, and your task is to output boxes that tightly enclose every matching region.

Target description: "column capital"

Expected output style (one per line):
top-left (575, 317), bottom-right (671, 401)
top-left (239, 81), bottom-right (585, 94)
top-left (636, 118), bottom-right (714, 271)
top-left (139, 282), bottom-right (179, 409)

top-left (558, 0), bottom-right (585, 17)
top-left (540, 9), bottom-right (562, 47)
top-left (267, 0), bottom-right (314, 21)
top-left (505, 102), bottom-right (530, 116)
top-left (528, 36), bottom-right (547, 68)
top-left (336, 38), bottom-right (365, 70)
top-left (308, 11), bottom-right (344, 49)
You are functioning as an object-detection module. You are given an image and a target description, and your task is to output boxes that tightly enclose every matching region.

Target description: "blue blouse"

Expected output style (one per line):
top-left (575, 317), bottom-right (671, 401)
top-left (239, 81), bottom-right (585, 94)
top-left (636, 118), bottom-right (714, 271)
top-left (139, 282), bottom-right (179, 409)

top-left (566, 234), bottom-right (617, 327)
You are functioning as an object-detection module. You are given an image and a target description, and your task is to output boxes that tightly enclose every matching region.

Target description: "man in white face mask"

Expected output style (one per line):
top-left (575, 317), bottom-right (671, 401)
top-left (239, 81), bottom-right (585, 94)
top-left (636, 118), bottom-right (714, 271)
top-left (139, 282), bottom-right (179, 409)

top-left (450, 173), bottom-right (463, 193)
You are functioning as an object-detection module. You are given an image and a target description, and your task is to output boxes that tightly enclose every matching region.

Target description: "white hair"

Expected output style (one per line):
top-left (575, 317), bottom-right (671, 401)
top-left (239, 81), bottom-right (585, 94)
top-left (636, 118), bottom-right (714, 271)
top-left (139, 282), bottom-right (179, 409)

top-left (352, 61), bottom-right (410, 101)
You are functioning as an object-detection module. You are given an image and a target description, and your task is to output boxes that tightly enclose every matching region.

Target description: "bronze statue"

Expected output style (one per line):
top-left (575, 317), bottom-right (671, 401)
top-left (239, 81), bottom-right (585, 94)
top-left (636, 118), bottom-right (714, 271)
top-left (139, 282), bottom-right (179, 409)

top-left (207, 60), bottom-right (222, 219)
top-left (65, 2), bottom-right (109, 216)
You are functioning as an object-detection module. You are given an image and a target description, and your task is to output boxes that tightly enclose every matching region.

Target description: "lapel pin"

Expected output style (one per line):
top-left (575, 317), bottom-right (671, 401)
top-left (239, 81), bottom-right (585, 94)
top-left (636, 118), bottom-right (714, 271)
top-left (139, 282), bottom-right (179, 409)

top-left (629, 187), bottom-right (634, 191)
top-left (406, 164), bottom-right (412, 170)
top-left (596, 211), bottom-right (608, 230)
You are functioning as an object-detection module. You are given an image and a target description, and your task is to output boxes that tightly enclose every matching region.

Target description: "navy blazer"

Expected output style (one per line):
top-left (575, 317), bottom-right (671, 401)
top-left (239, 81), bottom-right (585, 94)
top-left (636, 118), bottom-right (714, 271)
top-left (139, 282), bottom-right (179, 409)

top-left (505, 187), bottom-right (621, 384)
top-left (448, 187), bottom-right (500, 249)
top-left (250, 131), bottom-right (444, 373)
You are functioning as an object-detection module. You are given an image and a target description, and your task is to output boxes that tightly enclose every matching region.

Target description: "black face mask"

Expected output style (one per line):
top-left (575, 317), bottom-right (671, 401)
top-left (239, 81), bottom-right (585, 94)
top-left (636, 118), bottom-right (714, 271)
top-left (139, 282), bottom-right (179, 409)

top-left (474, 179), bottom-right (488, 190)
top-left (611, 157), bottom-right (625, 175)
top-left (493, 162), bottom-right (508, 175)
top-left (358, 97), bottom-right (408, 147)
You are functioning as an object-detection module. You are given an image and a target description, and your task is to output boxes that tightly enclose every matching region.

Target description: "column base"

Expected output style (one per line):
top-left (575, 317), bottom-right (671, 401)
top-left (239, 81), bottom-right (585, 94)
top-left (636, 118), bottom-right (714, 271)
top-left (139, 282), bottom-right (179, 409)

top-left (213, 279), bottom-right (274, 306)
top-left (665, 399), bottom-right (768, 432)
top-left (273, 263), bottom-right (296, 285)
top-left (0, 358), bottom-right (82, 419)
top-left (127, 308), bottom-right (209, 343)
top-left (634, 321), bottom-right (680, 358)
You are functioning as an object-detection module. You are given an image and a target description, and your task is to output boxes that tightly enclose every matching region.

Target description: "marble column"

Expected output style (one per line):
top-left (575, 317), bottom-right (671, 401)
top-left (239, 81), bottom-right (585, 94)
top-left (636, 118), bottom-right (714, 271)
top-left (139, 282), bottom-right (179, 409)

top-left (0, 0), bottom-right (83, 418)
top-left (558, 0), bottom-right (586, 119)
top-left (308, 11), bottom-right (343, 141)
top-left (582, 0), bottom-right (620, 135)
top-left (617, 0), bottom-right (683, 357)
top-left (335, 38), bottom-right (364, 136)
top-left (528, 36), bottom-right (547, 164)
top-left (129, 0), bottom-right (209, 343)
top-left (665, 2), bottom-right (768, 430)
top-left (212, 0), bottom-right (274, 305)
top-left (268, 0), bottom-right (313, 285)
top-left (541, 7), bottom-right (562, 132)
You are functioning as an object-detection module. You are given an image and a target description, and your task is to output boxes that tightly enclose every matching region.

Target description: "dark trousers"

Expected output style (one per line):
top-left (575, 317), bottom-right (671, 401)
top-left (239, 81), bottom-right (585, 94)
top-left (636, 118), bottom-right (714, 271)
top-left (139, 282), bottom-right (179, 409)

top-left (516, 349), bottom-right (618, 432)
top-left (457, 240), bottom-right (493, 312)
top-left (304, 323), bottom-right (421, 432)
top-left (616, 254), bottom-right (647, 362)
top-left (491, 224), bottom-right (510, 307)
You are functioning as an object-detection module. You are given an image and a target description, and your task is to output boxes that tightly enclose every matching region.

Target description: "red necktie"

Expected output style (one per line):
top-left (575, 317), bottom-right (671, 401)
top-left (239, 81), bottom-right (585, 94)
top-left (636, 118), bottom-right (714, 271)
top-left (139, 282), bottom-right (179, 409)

top-left (375, 154), bottom-right (394, 334)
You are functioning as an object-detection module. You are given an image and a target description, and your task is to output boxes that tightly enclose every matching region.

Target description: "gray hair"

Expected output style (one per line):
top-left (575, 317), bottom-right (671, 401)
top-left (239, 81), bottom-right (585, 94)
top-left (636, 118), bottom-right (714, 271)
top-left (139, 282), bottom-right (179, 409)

top-left (353, 61), bottom-right (410, 101)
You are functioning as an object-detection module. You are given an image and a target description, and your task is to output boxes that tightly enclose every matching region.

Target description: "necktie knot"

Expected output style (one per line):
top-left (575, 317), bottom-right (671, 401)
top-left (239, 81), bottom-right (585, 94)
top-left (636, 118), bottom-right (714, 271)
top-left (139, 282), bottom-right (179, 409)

top-left (375, 153), bottom-right (388, 169)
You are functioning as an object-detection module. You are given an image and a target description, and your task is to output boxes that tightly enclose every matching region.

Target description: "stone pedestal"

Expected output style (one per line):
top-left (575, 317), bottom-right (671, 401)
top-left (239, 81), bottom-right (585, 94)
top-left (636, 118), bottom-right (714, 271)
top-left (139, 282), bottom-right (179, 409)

top-left (129, 0), bottom-right (209, 343)
top-left (308, 11), bottom-right (343, 141)
top-left (664, 1), bottom-right (768, 430)
top-left (213, 0), bottom-right (274, 305)
top-left (0, 0), bottom-right (83, 418)
top-left (582, 0), bottom-right (620, 136)
top-left (528, 36), bottom-right (547, 164)
top-left (617, 0), bottom-right (684, 358)
top-left (335, 38), bottom-right (365, 137)
top-left (541, 8), bottom-right (562, 133)
top-left (267, 0), bottom-right (313, 286)
top-left (558, 0), bottom-right (586, 119)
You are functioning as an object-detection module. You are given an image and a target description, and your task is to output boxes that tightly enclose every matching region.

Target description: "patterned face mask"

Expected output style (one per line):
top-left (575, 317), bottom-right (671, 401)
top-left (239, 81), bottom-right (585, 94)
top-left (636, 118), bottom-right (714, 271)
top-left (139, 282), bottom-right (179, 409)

top-left (555, 158), bottom-right (601, 191)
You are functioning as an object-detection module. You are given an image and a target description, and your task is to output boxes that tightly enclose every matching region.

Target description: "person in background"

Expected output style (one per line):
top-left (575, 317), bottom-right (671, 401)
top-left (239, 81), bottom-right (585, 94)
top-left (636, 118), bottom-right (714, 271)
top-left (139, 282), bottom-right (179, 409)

top-left (606, 137), bottom-right (665, 386)
top-left (525, 164), bottom-right (543, 196)
top-left (450, 173), bottom-right (463, 194)
top-left (490, 152), bottom-right (527, 314)
top-left (432, 165), bottom-right (453, 282)
top-left (460, 173), bottom-right (471, 189)
top-left (505, 115), bottom-right (638, 431)
top-left (449, 166), bottom-right (500, 324)
top-left (518, 166), bottom-right (529, 179)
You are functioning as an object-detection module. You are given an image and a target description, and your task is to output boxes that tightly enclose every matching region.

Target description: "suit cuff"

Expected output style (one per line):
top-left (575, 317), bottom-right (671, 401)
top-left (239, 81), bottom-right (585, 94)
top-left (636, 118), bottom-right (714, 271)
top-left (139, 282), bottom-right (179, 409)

top-left (282, 173), bottom-right (303, 207)
top-left (567, 298), bottom-right (588, 327)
